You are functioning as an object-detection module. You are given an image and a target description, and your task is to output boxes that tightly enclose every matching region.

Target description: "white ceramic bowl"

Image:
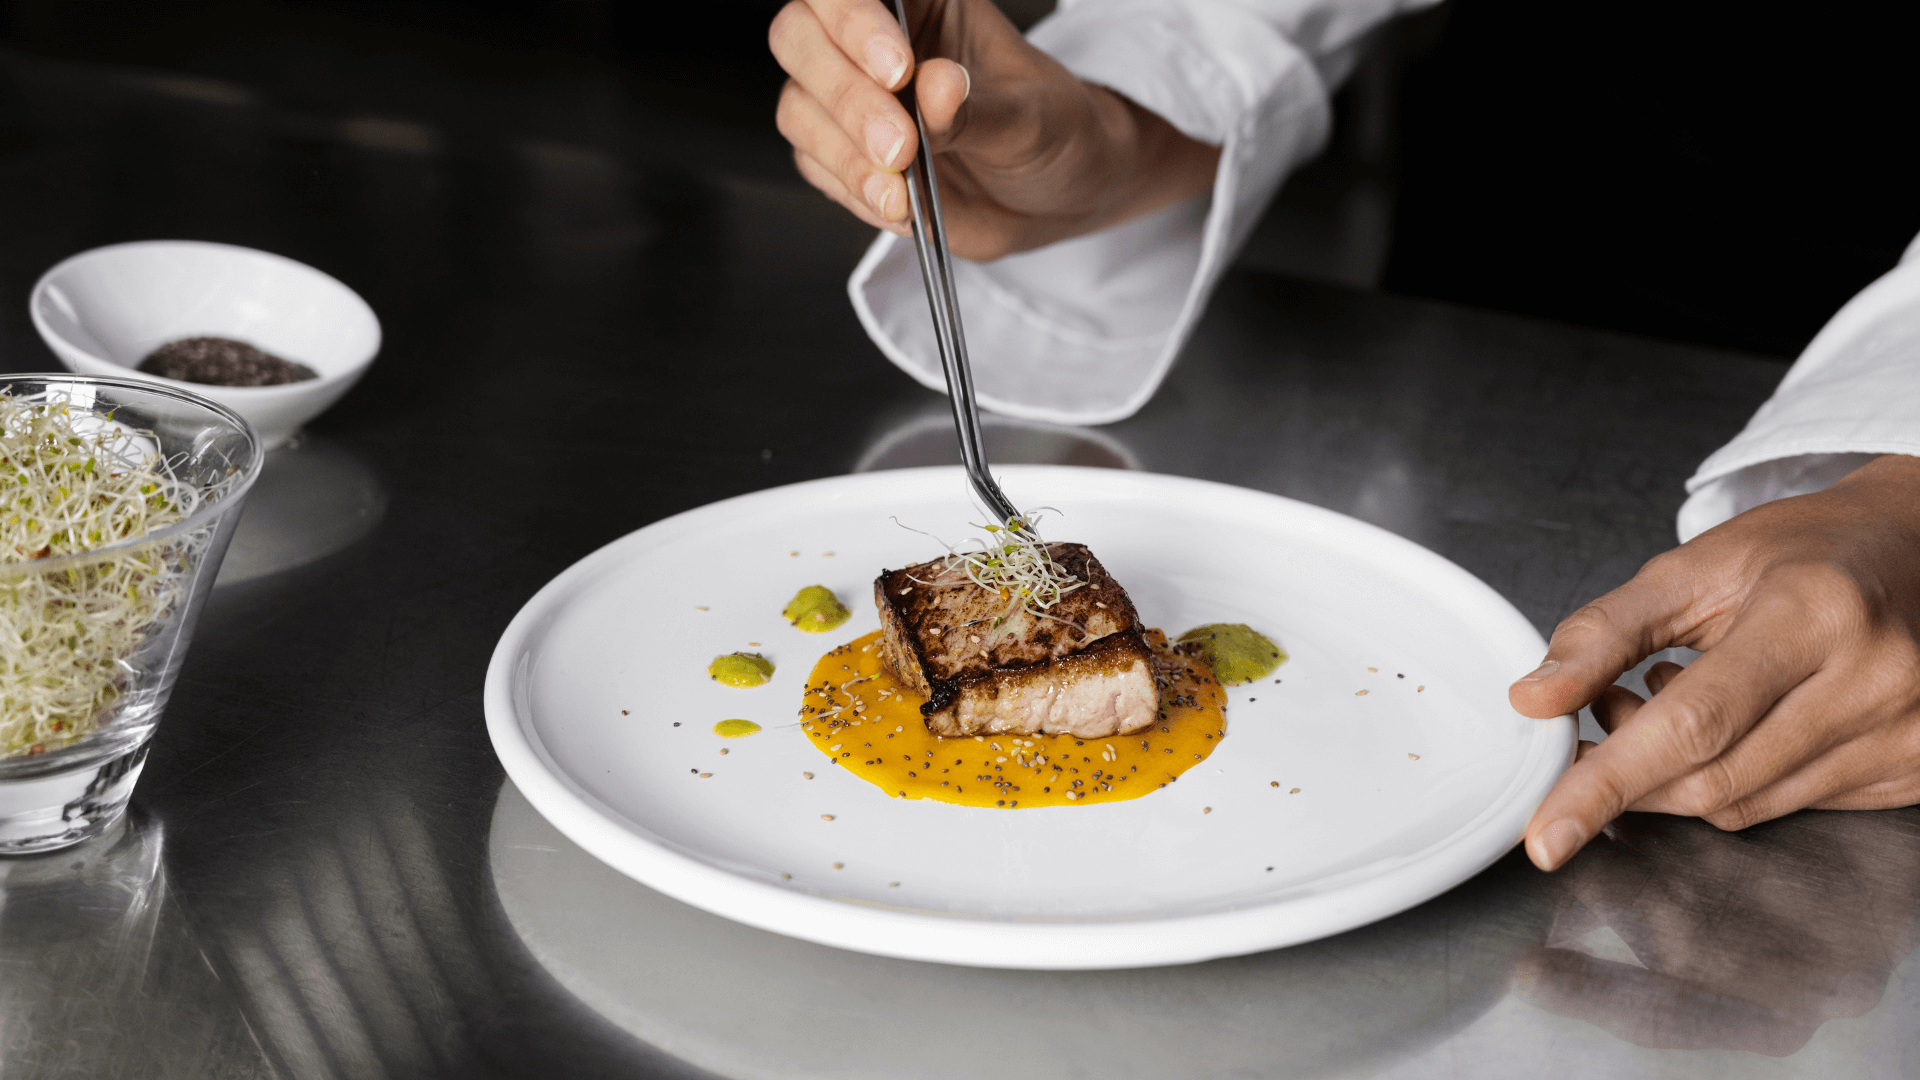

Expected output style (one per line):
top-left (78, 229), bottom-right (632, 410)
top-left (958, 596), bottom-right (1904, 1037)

top-left (30, 241), bottom-right (381, 449)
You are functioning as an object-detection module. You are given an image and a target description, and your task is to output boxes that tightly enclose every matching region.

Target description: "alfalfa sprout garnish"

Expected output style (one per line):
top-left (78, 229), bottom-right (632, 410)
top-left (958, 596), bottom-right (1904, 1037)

top-left (0, 392), bottom-right (200, 759)
top-left (895, 508), bottom-right (1086, 624)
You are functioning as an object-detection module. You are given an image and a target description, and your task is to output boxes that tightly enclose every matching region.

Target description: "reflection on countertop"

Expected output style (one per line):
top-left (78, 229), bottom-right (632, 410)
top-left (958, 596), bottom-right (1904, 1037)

top-left (488, 779), bottom-right (1549, 1080)
top-left (491, 777), bottom-right (1920, 1080)
top-left (0, 812), bottom-right (266, 1077)
top-left (1512, 810), bottom-right (1920, 1057)
top-left (855, 406), bottom-right (1139, 474)
top-left (215, 434), bottom-right (387, 586)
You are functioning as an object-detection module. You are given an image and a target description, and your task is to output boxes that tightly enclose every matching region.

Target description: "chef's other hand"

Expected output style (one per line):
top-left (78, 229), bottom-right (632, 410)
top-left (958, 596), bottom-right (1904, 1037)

top-left (768, 0), bottom-right (1220, 260)
top-left (1510, 452), bottom-right (1920, 871)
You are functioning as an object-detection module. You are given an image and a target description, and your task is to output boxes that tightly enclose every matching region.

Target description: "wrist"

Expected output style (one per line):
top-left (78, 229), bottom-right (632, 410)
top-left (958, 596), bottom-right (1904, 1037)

top-left (1831, 453), bottom-right (1920, 530)
top-left (1079, 83), bottom-right (1220, 232)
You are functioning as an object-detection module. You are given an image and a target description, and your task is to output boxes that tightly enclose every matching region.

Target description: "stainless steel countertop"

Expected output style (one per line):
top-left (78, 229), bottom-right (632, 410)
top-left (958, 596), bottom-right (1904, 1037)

top-left (1, 45), bottom-right (1916, 1080)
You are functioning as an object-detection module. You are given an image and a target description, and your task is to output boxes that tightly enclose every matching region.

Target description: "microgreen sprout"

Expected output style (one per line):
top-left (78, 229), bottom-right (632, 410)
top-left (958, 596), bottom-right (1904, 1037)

top-left (0, 392), bottom-right (203, 759)
top-left (894, 507), bottom-right (1087, 626)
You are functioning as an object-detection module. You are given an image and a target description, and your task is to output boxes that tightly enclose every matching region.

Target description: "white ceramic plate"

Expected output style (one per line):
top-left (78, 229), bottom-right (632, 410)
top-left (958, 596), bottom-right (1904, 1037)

top-left (484, 467), bottom-right (1574, 969)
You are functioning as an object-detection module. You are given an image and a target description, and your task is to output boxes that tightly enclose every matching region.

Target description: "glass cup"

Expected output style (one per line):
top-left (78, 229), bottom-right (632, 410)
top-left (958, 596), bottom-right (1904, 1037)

top-left (0, 375), bottom-right (262, 853)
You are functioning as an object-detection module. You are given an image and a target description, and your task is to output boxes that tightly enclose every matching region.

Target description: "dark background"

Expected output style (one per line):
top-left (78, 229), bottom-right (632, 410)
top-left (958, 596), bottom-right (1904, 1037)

top-left (1, 0), bottom-right (1915, 360)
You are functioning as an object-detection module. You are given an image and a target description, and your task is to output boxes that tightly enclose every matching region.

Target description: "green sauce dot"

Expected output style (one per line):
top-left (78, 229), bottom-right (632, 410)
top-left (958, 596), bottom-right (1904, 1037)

top-left (782, 585), bottom-right (850, 633)
top-left (714, 719), bottom-right (762, 738)
top-left (709, 652), bottom-right (774, 687)
top-left (1177, 624), bottom-right (1287, 684)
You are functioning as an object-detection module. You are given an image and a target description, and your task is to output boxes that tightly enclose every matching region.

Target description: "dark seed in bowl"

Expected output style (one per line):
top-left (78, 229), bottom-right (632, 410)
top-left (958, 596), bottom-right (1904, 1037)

top-left (138, 336), bottom-right (319, 387)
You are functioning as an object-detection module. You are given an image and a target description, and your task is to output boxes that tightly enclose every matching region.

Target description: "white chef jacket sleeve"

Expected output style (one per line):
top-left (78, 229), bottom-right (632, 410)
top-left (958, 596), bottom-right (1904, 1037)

top-left (848, 0), bottom-right (1437, 425)
top-left (1676, 231), bottom-right (1920, 543)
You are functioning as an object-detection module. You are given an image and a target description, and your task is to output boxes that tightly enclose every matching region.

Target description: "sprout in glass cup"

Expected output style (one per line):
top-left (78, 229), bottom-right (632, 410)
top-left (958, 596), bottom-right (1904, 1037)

top-left (0, 375), bottom-right (261, 853)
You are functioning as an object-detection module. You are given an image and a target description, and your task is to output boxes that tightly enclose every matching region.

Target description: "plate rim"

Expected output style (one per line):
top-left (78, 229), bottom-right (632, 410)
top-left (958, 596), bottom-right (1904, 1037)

top-left (484, 465), bottom-right (1575, 969)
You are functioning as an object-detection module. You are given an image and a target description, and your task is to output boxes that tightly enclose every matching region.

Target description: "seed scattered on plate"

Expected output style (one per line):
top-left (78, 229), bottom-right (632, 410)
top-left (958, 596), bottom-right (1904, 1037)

top-left (1290, 787), bottom-right (1301, 794)
top-left (1397, 673), bottom-right (1405, 679)
top-left (889, 881), bottom-right (899, 888)
top-left (803, 771), bottom-right (814, 779)
top-left (820, 814), bottom-right (835, 821)
top-left (1368, 667), bottom-right (1378, 673)
top-left (695, 606), bottom-right (708, 611)
top-left (1408, 753), bottom-right (1421, 761)
top-left (832, 862), bottom-right (843, 870)
top-left (1355, 689), bottom-right (1369, 696)
top-left (781, 872), bottom-right (791, 880)
top-left (824, 551), bottom-right (835, 557)
top-left (719, 748), bottom-right (729, 755)
top-left (1203, 807), bottom-right (1213, 814)
top-left (1270, 781), bottom-right (1279, 788)
top-left (699, 772), bottom-right (712, 778)
top-left (1417, 685), bottom-right (1425, 692)
top-left (748, 642), bottom-right (761, 647)
top-left (673, 722), bottom-right (680, 727)
top-left (790, 551), bottom-right (799, 557)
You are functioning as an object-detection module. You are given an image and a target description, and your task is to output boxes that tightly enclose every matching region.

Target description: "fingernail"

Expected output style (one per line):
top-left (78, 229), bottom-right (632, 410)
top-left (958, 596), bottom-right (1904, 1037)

top-left (1518, 659), bottom-right (1560, 682)
top-left (866, 119), bottom-right (905, 168)
top-left (959, 63), bottom-right (971, 102)
top-left (868, 37), bottom-right (907, 87)
top-left (1531, 819), bottom-right (1584, 870)
top-left (863, 173), bottom-right (891, 218)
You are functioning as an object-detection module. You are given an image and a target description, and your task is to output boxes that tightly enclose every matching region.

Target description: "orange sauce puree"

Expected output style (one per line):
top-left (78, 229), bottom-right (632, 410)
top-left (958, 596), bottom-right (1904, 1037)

top-left (799, 629), bottom-right (1226, 808)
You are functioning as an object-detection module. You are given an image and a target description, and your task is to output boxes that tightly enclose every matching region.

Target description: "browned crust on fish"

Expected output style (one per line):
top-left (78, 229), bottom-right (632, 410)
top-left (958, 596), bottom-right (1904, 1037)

top-left (873, 543), bottom-right (1154, 734)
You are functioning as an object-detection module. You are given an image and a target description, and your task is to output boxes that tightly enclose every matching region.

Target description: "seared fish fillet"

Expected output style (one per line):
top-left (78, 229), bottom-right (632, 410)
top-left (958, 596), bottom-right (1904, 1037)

top-left (874, 544), bottom-right (1157, 738)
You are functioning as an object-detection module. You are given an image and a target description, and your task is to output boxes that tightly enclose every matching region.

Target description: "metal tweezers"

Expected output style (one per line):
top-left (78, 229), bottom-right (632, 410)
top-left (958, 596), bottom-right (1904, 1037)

top-left (890, 0), bottom-right (1026, 533)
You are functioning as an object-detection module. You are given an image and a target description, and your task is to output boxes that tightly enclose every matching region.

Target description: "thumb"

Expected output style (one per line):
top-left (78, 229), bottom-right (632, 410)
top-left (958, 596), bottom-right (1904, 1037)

top-left (914, 58), bottom-right (970, 151)
top-left (1511, 562), bottom-right (1690, 719)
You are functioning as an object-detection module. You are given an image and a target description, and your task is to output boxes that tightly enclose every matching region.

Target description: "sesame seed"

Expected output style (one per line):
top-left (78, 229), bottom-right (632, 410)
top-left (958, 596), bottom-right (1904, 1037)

top-left (1368, 667), bottom-right (1378, 673)
top-left (832, 862), bottom-right (843, 869)
top-left (1356, 689), bottom-right (1369, 696)
top-left (1417, 685), bottom-right (1425, 692)
top-left (1203, 807), bottom-right (1212, 814)
top-left (719, 749), bottom-right (728, 755)
top-left (821, 814), bottom-right (835, 821)
top-left (1270, 781), bottom-right (1279, 787)
top-left (1408, 753), bottom-right (1421, 761)
top-left (803, 772), bottom-right (813, 779)
top-left (1290, 787), bottom-right (1301, 794)
top-left (695, 606), bottom-right (708, 611)
top-left (699, 772), bottom-right (712, 778)
top-left (889, 882), bottom-right (899, 888)
top-left (781, 872), bottom-right (791, 879)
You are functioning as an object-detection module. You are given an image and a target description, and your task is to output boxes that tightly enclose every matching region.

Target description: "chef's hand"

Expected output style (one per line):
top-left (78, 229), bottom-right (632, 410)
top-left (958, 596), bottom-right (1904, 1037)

top-left (1510, 452), bottom-right (1920, 870)
top-left (768, 0), bottom-right (1220, 260)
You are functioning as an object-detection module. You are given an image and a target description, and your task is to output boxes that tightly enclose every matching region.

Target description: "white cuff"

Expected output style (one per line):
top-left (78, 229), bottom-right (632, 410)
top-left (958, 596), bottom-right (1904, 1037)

top-left (1677, 239), bottom-right (1920, 542)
